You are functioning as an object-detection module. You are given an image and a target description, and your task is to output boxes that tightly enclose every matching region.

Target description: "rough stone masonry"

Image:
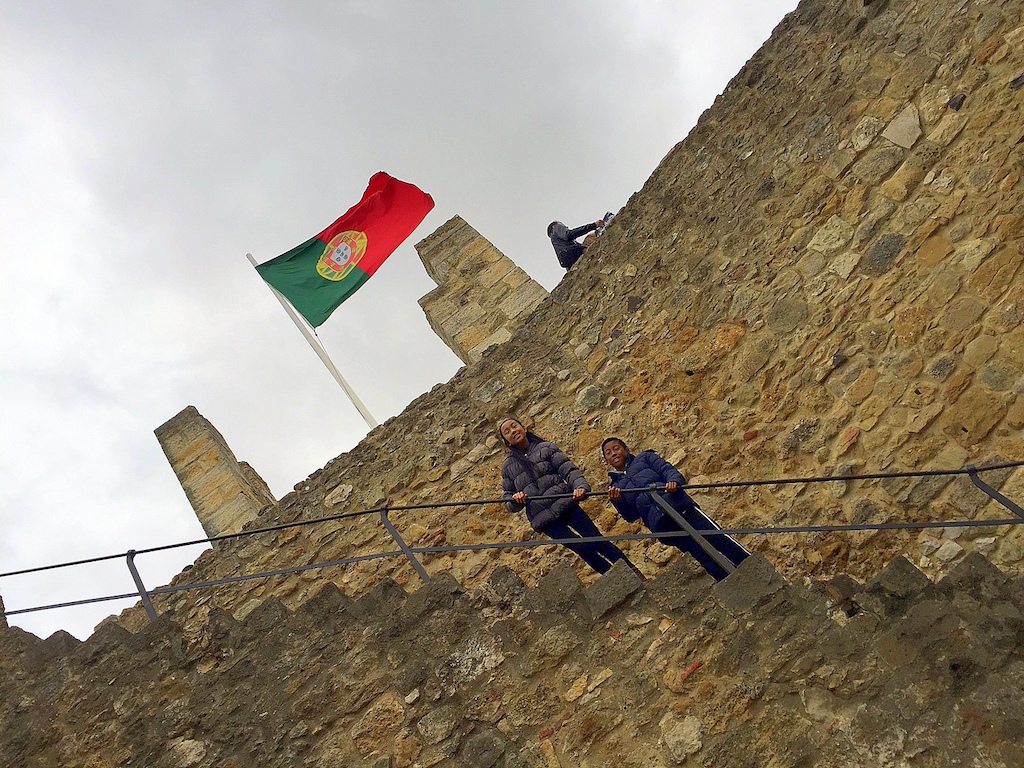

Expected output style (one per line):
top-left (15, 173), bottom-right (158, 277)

top-left (3, 0), bottom-right (1024, 765)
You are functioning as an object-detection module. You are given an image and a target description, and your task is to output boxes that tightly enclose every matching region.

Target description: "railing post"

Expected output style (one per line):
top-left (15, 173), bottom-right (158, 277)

top-left (967, 466), bottom-right (1024, 520)
top-left (648, 489), bottom-right (737, 576)
top-left (379, 504), bottom-right (430, 584)
top-left (126, 550), bottom-right (158, 623)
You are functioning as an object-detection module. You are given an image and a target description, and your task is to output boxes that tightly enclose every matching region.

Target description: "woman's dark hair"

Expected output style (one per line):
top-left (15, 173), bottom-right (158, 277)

top-left (601, 436), bottom-right (630, 455)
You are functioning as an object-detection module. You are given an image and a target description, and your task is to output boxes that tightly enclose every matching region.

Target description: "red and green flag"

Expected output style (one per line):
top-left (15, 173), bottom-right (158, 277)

top-left (256, 172), bottom-right (434, 327)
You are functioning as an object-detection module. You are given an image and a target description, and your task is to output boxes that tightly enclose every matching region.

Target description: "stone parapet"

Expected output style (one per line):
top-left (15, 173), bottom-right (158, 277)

top-left (4, 554), bottom-right (1023, 765)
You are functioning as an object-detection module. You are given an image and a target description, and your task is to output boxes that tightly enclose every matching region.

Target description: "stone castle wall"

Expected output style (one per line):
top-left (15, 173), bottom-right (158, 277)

top-left (111, 0), bottom-right (1024, 634)
top-left (4, 0), bottom-right (1024, 764)
top-left (3, 553), bottom-right (1023, 766)
top-left (418, 216), bottom-right (549, 364)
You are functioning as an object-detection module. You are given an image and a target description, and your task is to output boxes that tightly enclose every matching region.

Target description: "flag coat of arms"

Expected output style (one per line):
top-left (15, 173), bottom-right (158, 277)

top-left (256, 172), bottom-right (434, 327)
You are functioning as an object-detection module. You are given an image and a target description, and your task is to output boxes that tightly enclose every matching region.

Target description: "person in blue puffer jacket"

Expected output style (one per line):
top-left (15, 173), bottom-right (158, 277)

top-left (602, 437), bottom-right (749, 581)
top-left (499, 418), bottom-right (640, 576)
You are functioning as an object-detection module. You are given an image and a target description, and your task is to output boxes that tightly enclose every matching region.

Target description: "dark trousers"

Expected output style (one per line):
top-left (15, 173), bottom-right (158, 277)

top-left (544, 503), bottom-right (631, 575)
top-left (652, 504), bottom-right (749, 581)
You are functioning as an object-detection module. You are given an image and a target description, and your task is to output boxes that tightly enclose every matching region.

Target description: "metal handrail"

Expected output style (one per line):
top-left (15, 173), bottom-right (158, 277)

top-left (3, 460), bottom-right (1023, 622)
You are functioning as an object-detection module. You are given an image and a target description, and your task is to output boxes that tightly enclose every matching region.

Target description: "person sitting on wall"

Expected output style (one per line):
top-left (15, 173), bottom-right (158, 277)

top-left (547, 218), bottom-right (605, 270)
top-left (499, 417), bottom-right (643, 578)
top-left (602, 436), bottom-right (749, 581)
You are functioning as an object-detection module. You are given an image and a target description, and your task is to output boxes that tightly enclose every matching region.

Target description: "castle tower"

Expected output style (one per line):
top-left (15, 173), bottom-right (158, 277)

top-left (155, 406), bottom-right (275, 539)
top-left (417, 216), bottom-right (548, 364)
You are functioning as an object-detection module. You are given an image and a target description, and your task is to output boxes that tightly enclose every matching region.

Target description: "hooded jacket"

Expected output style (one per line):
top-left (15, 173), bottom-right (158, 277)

top-left (549, 221), bottom-right (598, 269)
top-left (501, 438), bottom-right (590, 531)
top-left (607, 450), bottom-right (695, 530)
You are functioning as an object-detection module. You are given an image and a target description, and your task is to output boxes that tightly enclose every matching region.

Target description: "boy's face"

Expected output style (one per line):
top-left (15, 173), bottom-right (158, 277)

top-left (603, 440), bottom-right (628, 470)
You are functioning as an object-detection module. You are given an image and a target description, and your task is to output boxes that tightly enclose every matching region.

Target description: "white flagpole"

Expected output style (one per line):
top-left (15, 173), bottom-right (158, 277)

top-left (247, 253), bottom-right (379, 429)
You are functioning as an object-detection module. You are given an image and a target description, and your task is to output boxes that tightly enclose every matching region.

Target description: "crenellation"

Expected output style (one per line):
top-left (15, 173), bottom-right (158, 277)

top-left (417, 215), bottom-right (548, 364)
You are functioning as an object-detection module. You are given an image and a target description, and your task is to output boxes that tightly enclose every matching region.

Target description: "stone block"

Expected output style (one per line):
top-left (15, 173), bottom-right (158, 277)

top-left (350, 691), bottom-right (407, 752)
top-left (298, 582), bottom-right (352, 626)
top-left (934, 539), bottom-right (964, 563)
top-left (75, 621), bottom-right (132, 665)
top-left (766, 297), bottom-right (809, 333)
top-left (444, 303), bottom-right (487, 340)
top-left (714, 553), bottom-right (786, 616)
top-left (915, 235), bottom-right (953, 267)
top-left (34, 630), bottom-right (81, 668)
top-left (969, 246), bottom-right (1023, 302)
top-left (884, 53), bottom-right (939, 100)
top-left (829, 250), bottom-right (861, 278)
top-left (733, 336), bottom-right (777, 380)
top-left (522, 622), bottom-right (581, 677)
top-left (350, 578), bottom-right (408, 622)
top-left (957, 238), bottom-right (998, 271)
top-left (873, 555), bottom-right (932, 598)
top-left (941, 388), bottom-right (1008, 447)
top-left (575, 385), bottom-right (605, 410)
top-left (498, 283), bottom-right (546, 320)
top-left (807, 215), bottom-right (855, 253)
top-left (937, 551), bottom-right (1009, 601)
top-left (647, 556), bottom-right (714, 611)
top-left (879, 142), bottom-right (941, 201)
top-left (860, 233), bottom-right (906, 275)
top-left (939, 296), bottom-right (987, 332)
top-left (852, 144), bottom-right (905, 184)
top-left (483, 565), bottom-right (527, 606)
top-left (584, 559), bottom-right (644, 619)
top-left (404, 571), bottom-right (464, 620)
top-left (241, 597), bottom-right (290, 635)
top-left (929, 111), bottom-right (968, 146)
top-left (881, 103), bottom-right (922, 148)
top-left (461, 729), bottom-right (505, 768)
top-left (202, 607), bottom-right (242, 656)
top-left (468, 327), bottom-right (512, 362)
top-left (872, 599), bottom-right (958, 667)
top-left (532, 564), bottom-right (583, 613)
top-left (416, 704), bottom-right (459, 745)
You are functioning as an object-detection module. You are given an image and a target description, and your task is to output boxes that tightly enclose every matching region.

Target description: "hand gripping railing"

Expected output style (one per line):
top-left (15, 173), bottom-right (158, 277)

top-left (3, 460), bottom-right (1024, 624)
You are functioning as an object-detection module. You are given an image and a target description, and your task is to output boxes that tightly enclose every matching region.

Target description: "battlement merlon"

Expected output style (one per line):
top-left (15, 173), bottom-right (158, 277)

top-left (155, 406), bottom-right (275, 540)
top-left (416, 216), bottom-right (549, 364)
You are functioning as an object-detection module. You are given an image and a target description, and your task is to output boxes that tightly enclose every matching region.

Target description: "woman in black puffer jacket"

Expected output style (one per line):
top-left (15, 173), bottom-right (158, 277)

top-left (499, 418), bottom-right (637, 575)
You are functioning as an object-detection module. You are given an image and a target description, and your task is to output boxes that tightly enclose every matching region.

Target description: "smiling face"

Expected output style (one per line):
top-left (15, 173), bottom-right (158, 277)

top-left (499, 419), bottom-right (529, 449)
top-left (602, 438), bottom-right (629, 470)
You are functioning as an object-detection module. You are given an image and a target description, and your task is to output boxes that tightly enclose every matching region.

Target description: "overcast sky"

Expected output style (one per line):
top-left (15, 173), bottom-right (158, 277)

top-left (1, 0), bottom-right (799, 639)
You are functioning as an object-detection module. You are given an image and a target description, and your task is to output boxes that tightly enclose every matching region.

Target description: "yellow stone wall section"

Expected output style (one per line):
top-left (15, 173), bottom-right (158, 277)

top-left (417, 215), bottom-right (549, 364)
top-left (154, 406), bottom-right (275, 539)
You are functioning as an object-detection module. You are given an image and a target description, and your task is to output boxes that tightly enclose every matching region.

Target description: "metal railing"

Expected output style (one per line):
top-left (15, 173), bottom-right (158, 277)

top-left (2, 461), bottom-right (1023, 623)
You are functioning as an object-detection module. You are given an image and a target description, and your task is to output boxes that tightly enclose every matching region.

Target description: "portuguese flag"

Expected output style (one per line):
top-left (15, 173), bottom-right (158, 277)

top-left (256, 172), bottom-right (434, 327)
